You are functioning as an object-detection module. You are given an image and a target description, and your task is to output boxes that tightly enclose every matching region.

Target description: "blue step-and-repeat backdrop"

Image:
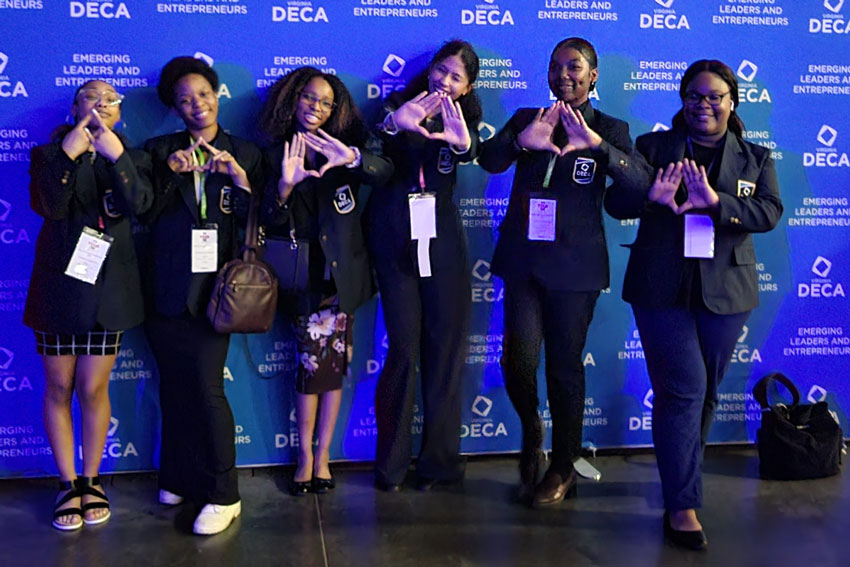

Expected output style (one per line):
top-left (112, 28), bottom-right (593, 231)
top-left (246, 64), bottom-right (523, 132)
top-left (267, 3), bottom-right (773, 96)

top-left (1, 1), bottom-right (849, 477)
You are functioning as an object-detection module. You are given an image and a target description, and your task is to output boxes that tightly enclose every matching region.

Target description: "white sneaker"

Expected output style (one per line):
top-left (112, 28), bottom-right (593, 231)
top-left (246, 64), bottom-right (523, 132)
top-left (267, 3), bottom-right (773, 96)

top-left (192, 501), bottom-right (241, 535)
top-left (158, 489), bottom-right (184, 506)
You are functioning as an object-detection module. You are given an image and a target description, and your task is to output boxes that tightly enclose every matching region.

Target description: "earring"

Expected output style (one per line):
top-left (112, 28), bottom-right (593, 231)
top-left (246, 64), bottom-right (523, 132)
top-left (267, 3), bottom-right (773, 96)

top-left (730, 102), bottom-right (735, 111)
top-left (113, 119), bottom-right (126, 131)
top-left (65, 114), bottom-right (75, 125)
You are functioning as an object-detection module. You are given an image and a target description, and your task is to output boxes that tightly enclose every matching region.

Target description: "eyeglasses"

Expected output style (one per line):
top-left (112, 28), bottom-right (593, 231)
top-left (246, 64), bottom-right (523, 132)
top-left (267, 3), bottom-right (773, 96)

top-left (299, 91), bottom-right (336, 112)
top-left (683, 91), bottom-right (731, 107)
top-left (77, 89), bottom-right (124, 107)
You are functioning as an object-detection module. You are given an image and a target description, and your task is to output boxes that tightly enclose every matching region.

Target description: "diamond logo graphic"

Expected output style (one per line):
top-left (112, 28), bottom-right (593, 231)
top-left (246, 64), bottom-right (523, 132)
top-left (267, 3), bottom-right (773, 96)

top-left (194, 52), bottom-right (214, 67)
top-left (655, 0), bottom-right (674, 8)
top-left (0, 348), bottom-right (13, 370)
top-left (812, 256), bottom-right (832, 278)
top-left (0, 52), bottom-right (8, 75)
top-left (817, 125), bottom-right (837, 147)
top-left (737, 60), bottom-right (758, 83)
top-left (0, 199), bottom-right (11, 222)
top-left (471, 395), bottom-right (493, 417)
top-left (824, 0), bottom-right (844, 14)
top-left (108, 417), bottom-right (120, 436)
top-left (807, 385), bottom-right (828, 403)
top-left (289, 408), bottom-right (297, 423)
top-left (652, 122), bottom-right (670, 132)
top-left (643, 389), bottom-right (654, 410)
top-left (382, 54), bottom-right (406, 77)
top-left (478, 122), bottom-right (496, 141)
top-left (738, 326), bottom-right (749, 343)
top-left (472, 259), bottom-right (492, 282)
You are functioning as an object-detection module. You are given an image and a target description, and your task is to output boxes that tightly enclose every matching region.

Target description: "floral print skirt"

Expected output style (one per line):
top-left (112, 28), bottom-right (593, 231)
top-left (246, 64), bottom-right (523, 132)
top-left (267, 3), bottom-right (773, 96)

top-left (294, 305), bottom-right (351, 395)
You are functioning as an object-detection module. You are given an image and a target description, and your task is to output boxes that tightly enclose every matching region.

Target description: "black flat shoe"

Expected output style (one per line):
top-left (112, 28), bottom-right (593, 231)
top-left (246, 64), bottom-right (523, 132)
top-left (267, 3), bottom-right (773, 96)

top-left (312, 477), bottom-right (335, 494)
top-left (663, 512), bottom-right (708, 551)
top-left (374, 479), bottom-right (402, 493)
top-left (289, 479), bottom-right (313, 496)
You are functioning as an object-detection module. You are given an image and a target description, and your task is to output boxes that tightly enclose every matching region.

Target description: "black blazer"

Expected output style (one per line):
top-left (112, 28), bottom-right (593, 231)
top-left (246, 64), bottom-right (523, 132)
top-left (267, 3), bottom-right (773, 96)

top-left (365, 112), bottom-right (481, 276)
top-left (261, 142), bottom-right (393, 314)
top-left (141, 129), bottom-right (263, 317)
top-left (24, 142), bottom-right (153, 334)
top-left (479, 104), bottom-right (650, 291)
top-left (604, 128), bottom-right (783, 314)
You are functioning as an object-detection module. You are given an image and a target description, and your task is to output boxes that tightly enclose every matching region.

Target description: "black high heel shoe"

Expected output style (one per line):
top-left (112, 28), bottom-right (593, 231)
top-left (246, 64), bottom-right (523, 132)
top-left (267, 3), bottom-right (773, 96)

top-left (312, 476), bottom-right (335, 494)
top-left (77, 476), bottom-right (111, 526)
top-left (663, 511), bottom-right (708, 551)
top-left (289, 477), bottom-right (313, 496)
top-left (52, 479), bottom-right (83, 531)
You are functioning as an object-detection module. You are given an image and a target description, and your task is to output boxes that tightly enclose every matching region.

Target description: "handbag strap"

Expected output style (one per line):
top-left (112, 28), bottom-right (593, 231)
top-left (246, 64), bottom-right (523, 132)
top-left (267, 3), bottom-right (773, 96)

top-left (242, 188), bottom-right (262, 261)
top-left (753, 372), bottom-right (801, 410)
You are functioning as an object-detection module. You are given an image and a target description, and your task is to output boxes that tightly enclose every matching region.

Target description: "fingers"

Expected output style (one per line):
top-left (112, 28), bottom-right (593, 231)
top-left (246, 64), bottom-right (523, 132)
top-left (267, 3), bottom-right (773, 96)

top-left (89, 108), bottom-right (108, 131)
top-left (302, 132), bottom-right (324, 154)
top-left (75, 113), bottom-right (93, 130)
top-left (542, 103), bottom-right (560, 126)
top-left (83, 127), bottom-right (95, 144)
top-left (410, 91), bottom-right (429, 104)
top-left (187, 136), bottom-right (204, 153)
top-left (420, 92), bottom-right (443, 116)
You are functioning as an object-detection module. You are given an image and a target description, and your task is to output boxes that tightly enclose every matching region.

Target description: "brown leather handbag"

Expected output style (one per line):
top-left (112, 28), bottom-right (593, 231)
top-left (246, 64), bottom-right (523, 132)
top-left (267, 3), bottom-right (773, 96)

top-left (207, 190), bottom-right (278, 334)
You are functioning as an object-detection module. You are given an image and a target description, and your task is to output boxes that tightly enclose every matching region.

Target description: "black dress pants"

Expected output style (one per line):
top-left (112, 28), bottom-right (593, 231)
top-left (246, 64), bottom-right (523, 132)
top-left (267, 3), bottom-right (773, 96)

top-left (373, 264), bottom-right (471, 485)
top-left (501, 277), bottom-right (600, 475)
top-left (146, 311), bottom-right (239, 505)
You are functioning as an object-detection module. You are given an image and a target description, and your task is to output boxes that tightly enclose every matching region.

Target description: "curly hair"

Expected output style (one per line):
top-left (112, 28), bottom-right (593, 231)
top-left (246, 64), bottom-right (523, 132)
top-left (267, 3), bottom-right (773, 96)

top-left (672, 59), bottom-right (744, 138)
top-left (257, 67), bottom-right (368, 146)
top-left (394, 39), bottom-right (483, 128)
top-left (156, 56), bottom-right (219, 108)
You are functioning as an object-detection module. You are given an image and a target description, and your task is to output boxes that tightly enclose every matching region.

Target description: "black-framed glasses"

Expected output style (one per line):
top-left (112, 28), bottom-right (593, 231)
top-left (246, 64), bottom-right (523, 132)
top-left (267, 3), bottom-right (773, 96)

top-left (299, 91), bottom-right (336, 112)
top-left (77, 89), bottom-right (124, 107)
top-left (683, 91), bottom-right (731, 107)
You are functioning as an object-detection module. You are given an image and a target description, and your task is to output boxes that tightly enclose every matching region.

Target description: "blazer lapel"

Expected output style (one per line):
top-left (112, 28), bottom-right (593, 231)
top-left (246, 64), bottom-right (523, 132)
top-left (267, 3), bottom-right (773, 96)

top-left (714, 133), bottom-right (746, 198)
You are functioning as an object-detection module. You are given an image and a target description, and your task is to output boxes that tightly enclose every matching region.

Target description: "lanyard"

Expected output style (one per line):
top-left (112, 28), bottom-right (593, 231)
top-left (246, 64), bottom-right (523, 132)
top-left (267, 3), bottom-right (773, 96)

top-left (418, 164), bottom-right (426, 193)
top-left (191, 138), bottom-right (209, 222)
top-left (685, 138), bottom-right (719, 180)
top-left (542, 154), bottom-right (557, 189)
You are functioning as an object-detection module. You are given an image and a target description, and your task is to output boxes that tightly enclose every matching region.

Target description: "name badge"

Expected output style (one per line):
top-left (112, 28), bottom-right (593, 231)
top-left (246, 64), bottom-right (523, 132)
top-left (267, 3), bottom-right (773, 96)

top-left (334, 184), bottom-right (355, 214)
top-left (437, 147), bottom-right (454, 174)
top-left (219, 186), bottom-right (233, 214)
top-left (64, 226), bottom-right (114, 285)
top-left (573, 157), bottom-right (596, 185)
top-left (528, 197), bottom-right (557, 241)
top-left (683, 214), bottom-right (714, 259)
top-left (191, 225), bottom-right (218, 273)
top-left (409, 192), bottom-right (437, 277)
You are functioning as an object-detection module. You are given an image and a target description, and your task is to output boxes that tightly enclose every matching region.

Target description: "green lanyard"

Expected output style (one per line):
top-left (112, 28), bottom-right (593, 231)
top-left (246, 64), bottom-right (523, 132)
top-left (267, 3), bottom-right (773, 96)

top-left (192, 139), bottom-right (209, 222)
top-left (542, 154), bottom-right (557, 189)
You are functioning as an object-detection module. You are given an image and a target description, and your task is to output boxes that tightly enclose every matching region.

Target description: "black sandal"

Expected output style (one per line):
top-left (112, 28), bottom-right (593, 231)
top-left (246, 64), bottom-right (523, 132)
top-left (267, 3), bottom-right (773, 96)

top-left (52, 479), bottom-right (83, 531)
top-left (77, 476), bottom-right (111, 526)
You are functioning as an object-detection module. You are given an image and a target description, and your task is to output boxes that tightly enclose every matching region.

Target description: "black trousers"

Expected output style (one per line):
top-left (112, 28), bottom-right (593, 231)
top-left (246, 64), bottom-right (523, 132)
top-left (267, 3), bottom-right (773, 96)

top-left (146, 312), bottom-right (239, 505)
top-left (501, 277), bottom-right (600, 475)
top-left (633, 304), bottom-right (749, 511)
top-left (373, 265), bottom-right (471, 485)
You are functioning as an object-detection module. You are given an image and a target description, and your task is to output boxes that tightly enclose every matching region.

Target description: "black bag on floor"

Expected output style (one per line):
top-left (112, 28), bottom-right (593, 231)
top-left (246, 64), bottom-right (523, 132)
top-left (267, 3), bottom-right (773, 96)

top-left (753, 372), bottom-right (844, 480)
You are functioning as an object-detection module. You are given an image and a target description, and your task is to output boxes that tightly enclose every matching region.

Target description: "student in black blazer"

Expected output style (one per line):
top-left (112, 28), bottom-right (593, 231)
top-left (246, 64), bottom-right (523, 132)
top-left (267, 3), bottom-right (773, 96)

top-left (479, 37), bottom-right (650, 508)
top-left (605, 60), bottom-right (782, 550)
top-left (141, 57), bottom-right (263, 535)
top-left (257, 66), bottom-right (392, 495)
top-left (24, 80), bottom-right (152, 530)
top-left (367, 40), bottom-right (482, 491)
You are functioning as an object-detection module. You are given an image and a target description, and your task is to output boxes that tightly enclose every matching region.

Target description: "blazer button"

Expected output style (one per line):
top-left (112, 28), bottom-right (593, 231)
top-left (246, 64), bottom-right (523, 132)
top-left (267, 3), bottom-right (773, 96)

top-left (331, 260), bottom-right (338, 268)
top-left (321, 234), bottom-right (328, 242)
top-left (619, 159), bottom-right (627, 167)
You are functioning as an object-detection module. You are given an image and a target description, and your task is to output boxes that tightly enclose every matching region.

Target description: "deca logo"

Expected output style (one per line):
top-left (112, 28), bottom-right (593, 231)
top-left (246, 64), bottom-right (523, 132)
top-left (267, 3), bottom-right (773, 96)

top-left (471, 259), bottom-right (491, 282)
top-left (471, 395), bottom-right (493, 417)
top-left (640, 0), bottom-right (690, 30)
top-left (478, 122), bottom-right (496, 142)
top-left (652, 122), bottom-right (670, 132)
top-left (810, 0), bottom-right (848, 34)
top-left (798, 256), bottom-right (845, 298)
top-left (382, 54), bottom-right (405, 78)
top-left (69, 1), bottom-right (131, 19)
top-left (0, 199), bottom-right (11, 223)
top-left (736, 60), bottom-right (771, 104)
top-left (807, 385), bottom-right (828, 403)
top-left (804, 125), bottom-right (848, 167)
top-left (817, 124), bottom-right (838, 147)
top-left (107, 416), bottom-right (119, 437)
top-left (643, 388), bottom-right (654, 410)
top-left (0, 347), bottom-right (13, 370)
top-left (738, 326), bottom-right (749, 344)
top-left (461, 0), bottom-right (515, 26)
top-left (194, 52), bottom-right (214, 68)
top-left (0, 52), bottom-right (29, 99)
top-left (272, 3), bottom-right (329, 23)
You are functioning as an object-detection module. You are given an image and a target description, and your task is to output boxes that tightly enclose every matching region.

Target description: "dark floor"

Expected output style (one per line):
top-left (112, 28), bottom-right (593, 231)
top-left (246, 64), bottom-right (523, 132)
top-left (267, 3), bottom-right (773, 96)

top-left (0, 447), bottom-right (847, 567)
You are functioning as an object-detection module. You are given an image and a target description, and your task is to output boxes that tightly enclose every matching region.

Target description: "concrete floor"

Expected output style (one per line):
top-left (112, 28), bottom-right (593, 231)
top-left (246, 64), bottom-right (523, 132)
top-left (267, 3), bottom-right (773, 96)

top-left (0, 447), bottom-right (846, 567)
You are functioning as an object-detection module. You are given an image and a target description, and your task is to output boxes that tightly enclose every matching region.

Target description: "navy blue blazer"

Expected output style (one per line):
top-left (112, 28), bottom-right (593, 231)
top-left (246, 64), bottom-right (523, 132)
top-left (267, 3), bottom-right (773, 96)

top-left (24, 142), bottom-right (153, 334)
top-left (141, 129), bottom-right (263, 317)
top-left (262, 142), bottom-right (393, 315)
top-left (479, 104), bottom-right (651, 291)
top-left (604, 128), bottom-right (783, 314)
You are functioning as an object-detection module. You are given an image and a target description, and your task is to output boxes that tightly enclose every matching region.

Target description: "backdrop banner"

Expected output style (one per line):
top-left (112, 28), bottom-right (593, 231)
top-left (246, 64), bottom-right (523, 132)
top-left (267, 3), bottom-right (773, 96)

top-left (1, 1), bottom-right (848, 477)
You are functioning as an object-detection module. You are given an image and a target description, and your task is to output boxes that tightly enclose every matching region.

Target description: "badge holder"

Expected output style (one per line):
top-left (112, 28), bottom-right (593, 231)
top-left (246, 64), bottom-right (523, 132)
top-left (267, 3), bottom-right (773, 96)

top-left (409, 166), bottom-right (436, 277)
top-left (683, 214), bottom-right (714, 259)
top-left (191, 143), bottom-right (219, 273)
top-left (527, 155), bottom-right (558, 242)
top-left (64, 226), bottom-right (114, 285)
